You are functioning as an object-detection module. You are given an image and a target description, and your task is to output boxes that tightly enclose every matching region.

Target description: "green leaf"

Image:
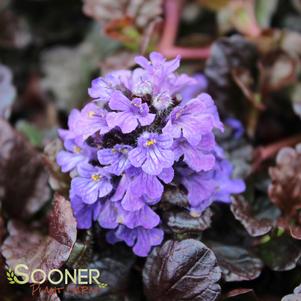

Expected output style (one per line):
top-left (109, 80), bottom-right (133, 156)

top-left (255, 0), bottom-right (279, 27)
top-left (16, 120), bottom-right (44, 147)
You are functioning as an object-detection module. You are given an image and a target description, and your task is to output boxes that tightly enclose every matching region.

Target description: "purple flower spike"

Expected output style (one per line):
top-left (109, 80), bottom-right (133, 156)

top-left (106, 91), bottom-right (155, 133)
top-left (129, 132), bottom-right (174, 175)
top-left (57, 51), bottom-right (246, 257)
top-left (71, 163), bottom-right (113, 204)
top-left (107, 225), bottom-right (164, 257)
top-left (98, 144), bottom-right (132, 175)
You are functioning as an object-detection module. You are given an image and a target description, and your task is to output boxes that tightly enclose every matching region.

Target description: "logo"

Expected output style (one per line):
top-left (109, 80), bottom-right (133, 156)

top-left (5, 267), bottom-right (17, 284)
top-left (5, 264), bottom-right (108, 297)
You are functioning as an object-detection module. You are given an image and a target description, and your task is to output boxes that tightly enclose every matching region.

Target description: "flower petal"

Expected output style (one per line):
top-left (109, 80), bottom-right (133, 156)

top-left (129, 147), bottom-right (146, 168)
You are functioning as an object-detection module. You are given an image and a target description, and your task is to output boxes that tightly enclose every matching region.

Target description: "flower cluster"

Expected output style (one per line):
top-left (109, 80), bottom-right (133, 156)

top-left (57, 52), bottom-right (245, 256)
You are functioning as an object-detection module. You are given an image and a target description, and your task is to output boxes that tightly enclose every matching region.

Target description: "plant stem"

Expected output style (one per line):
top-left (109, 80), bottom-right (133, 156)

top-left (158, 0), bottom-right (211, 59)
top-left (252, 133), bottom-right (301, 171)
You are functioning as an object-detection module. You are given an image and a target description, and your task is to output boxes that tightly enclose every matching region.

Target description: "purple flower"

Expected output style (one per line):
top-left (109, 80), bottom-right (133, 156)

top-left (179, 167), bottom-right (217, 213)
top-left (58, 109), bottom-right (82, 141)
top-left (71, 163), bottom-right (112, 204)
top-left (212, 157), bottom-right (246, 203)
top-left (163, 94), bottom-right (223, 146)
top-left (128, 167), bottom-right (174, 201)
top-left (97, 200), bottom-right (160, 231)
top-left (97, 144), bottom-right (132, 175)
top-left (71, 194), bottom-right (101, 229)
top-left (225, 118), bottom-right (244, 139)
top-left (97, 200), bottom-right (121, 229)
top-left (172, 133), bottom-right (216, 172)
top-left (107, 225), bottom-right (164, 257)
top-left (77, 103), bottom-right (110, 139)
top-left (181, 74), bottom-right (208, 104)
top-left (88, 71), bottom-right (131, 102)
top-left (135, 52), bottom-right (180, 79)
top-left (131, 72), bottom-right (153, 97)
top-left (121, 204), bottom-right (160, 229)
top-left (129, 132), bottom-right (174, 175)
top-left (106, 91), bottom-right (155, 133)
top-left (57, 139), bottom-right (95, 172)
top-left (110, 172), bottom-right (131, 203)
top-left (121, 193), bottom-right (159, 211)
top-left (109, 168), bottom-right (168, 210)
top-left (134, 53), bottom-right (196, 110)
top-left (178, 148), bottom-right (246, 214)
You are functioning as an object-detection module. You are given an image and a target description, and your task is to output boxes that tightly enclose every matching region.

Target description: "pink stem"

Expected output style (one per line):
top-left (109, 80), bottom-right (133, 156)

top-left (159, 0), bottom-right (183, 48)
top-left (252, 133), bottom-right (301, 172)
top-left (158, 0), bottom-right (211, 60)
top-left (160, 46), bottom-right (211, 59)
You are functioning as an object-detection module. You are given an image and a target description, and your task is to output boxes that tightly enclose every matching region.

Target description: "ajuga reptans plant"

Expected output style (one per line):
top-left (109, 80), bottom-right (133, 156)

top-left (57, 52), bottom-right (245, 256)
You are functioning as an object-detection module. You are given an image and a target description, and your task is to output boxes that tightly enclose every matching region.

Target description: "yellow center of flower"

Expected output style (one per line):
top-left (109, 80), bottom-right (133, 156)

top-left (117, 216), bottom-right (124, 224)
top-left (73, 146), bottom-right (81, 153)
top-left (88, 111), bottom-right (95, 118)
top-left (146, 139), bottom-right (156, 147)
top-left (91, 174), bottom-right (101, 181)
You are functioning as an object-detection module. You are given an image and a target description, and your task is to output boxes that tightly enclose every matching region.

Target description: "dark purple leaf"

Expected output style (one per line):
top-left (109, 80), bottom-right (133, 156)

top-left (282, 283), bottom-right (301, 301)
top-left (210, 243), bottom-right (263, 282)
top-left (290, 224), bottom-right (301, 240)
top-left (164, 208), bottom-right (212, 234)
top-left (205, 35), bottom-right (259, 115)
top-left (65, 246), bottom-right (135, 300)
top-left (231, 196), bottom-right (273, 237)
top-left (264, 53), bottom-right (297, 92)
top-left (259, 235), bottom-right (301, 271)
top-left (282, 294), bottom-right (301, 301)
top-left (162, 187), bottom-right (189, 208)
top-left (143, 239), bottom-right (221, 301)
top-left (0, 118), bottom-right (50, 219)
top-left (223, 288), bottom-right (258, 301)
top-left (268, 145), bottom-right (301, 240)
top-left (1, 194), bottom-right (77, 281)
